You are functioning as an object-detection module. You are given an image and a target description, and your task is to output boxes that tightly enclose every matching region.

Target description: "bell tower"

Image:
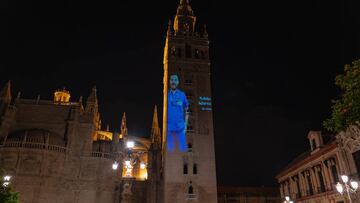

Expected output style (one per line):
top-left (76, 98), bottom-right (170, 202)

top-left (162, 0), bottom-right (217, 202)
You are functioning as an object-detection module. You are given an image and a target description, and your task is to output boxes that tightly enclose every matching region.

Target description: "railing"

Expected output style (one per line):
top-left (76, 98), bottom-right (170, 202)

top-left (1, 141), bottom-right (68, 153)
top-left (91, 152), bottom-right (117, 159)
top-left (186, 194), bottom-right (197, 200)
top-left (1, 140), bottom-right (120, 159)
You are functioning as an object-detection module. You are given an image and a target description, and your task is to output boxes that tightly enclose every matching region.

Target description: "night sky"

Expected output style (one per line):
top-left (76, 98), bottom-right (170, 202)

top-left (1, 0), bottom-right (360, 186)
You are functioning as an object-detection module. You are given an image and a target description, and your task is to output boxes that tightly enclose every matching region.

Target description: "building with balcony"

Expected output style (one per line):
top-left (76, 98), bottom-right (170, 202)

top-left (276, 130), bottom-right (360, 203)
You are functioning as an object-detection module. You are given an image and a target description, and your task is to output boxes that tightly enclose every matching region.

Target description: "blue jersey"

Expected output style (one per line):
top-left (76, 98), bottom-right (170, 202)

top-left (167, 89), bottom-right (189, 131)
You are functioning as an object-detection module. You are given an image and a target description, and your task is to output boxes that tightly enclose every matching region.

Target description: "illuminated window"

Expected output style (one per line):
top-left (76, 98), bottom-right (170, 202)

top-left (193, 164), bottom-right (197, 175)
top-left (183, 164), bottom-right (188, 174)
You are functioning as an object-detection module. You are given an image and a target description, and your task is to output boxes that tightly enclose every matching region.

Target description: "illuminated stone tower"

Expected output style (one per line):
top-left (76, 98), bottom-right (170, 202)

top-left (162, 0), bottom-right (217, 202)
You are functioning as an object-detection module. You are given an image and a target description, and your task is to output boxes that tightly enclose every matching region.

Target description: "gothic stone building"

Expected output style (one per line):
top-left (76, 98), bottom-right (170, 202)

top-left (276, 130), bottom-right (360, 203)
top-left (0, 83), bottom-right (163, 203)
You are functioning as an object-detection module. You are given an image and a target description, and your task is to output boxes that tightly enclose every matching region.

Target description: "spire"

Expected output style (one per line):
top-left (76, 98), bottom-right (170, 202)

top-left (0, 81), bottom-right (12, 104)
top-left (203, 24), bottom-right (208, 39)
top-left (151, 105), bottom-right (161, 145)
top-left (16, 91), bottom-right (21, 101)
top-left (85, 86), bottom-right (98, 113)
top-left (177, 0), bottom-right (194, 16)
top-left (167, 19), bottom-right (173, 36)
top-left (174, 0), bottom-right (196, 34)
top-left (120, 112), bottom-right (128, 137)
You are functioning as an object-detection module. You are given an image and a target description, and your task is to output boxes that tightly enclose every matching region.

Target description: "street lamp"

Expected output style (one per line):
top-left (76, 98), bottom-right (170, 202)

top-left (284, 196), bottom-right (294, 203)
top-left (336, 175), bottom-right (359, 203)
top-left (126, 141), bottom-right (135, 149)
top-left (111, 140), bottom-right (137, 176)
top-left (1, 175), bottom-right (11, 192)
top-left (112, 161), bottom-right (119, 170)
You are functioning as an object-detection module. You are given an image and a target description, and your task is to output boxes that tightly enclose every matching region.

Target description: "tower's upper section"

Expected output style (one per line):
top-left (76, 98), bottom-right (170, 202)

top-left (173, 0), bottom-right (196, 34)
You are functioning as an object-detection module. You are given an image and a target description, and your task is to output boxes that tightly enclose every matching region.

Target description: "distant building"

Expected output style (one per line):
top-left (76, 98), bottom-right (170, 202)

top-left (217, 186), bottom-right (280, 203)
top-left (276, 130), bottom-right (360, 203)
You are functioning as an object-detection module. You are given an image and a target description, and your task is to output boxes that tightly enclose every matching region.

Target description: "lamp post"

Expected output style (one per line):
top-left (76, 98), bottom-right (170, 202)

top-left (336, 175), bottom-right (359, 203)
top-left (112, 140), bottom-right (135, 173)
top-left (284, 196), bottom-right (294, 203)
top-left (112, 140), bottom-right (140, 203)
top-left (1, 175), bottom-right (11, 192)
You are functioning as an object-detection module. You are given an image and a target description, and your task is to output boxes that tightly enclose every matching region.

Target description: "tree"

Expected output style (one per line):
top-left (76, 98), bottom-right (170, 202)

top-left (324, 59), bottom-right (360, 133)
top-left (0, 188), bottom-right (19, 203)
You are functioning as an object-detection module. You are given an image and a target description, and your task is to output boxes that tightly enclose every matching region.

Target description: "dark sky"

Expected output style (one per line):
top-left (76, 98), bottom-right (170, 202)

top-left (1, 0), bottom-right (360, 186)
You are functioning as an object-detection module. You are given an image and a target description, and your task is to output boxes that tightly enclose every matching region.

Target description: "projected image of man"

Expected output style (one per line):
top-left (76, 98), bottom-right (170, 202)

top-left (167, 74), bottom-right (189, 152)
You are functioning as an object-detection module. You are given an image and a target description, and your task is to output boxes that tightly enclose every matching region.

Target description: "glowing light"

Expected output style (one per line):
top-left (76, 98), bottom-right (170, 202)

top-left (112, 161), bottom-right (118, 170)
top-left (3, 175), bottom-right (11, 181)
top-left (289, 201), bottom-right (293, 203)
top-left (124, 160), bottom-right (133, 177)
top-left (336, 182), bottom-right (344, 193)
top-left (126, 141), bottom-right (135, 149)
top-left (341, 175), bottom-right (349, 183)
top-left (125, 160), bottom-right (131, 167)
top-left (140, 163), bottom-right (146, 169)
top-left (351, 181), bottom-right (359, 190)
top-left (285, 196), bottom-right (290, 201)
top-left (2, 182), bottom-right (9, 187)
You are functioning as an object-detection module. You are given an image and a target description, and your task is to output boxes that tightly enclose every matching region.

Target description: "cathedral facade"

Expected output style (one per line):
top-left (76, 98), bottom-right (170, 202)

top-left (0, 84), bottom-right (162, 203)
top-left (0, 1), bottom-right (218, 203)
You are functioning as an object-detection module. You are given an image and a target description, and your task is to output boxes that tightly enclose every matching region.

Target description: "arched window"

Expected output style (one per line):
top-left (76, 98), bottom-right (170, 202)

top-left (185, 44), bottom-right (191, 58)
top-left (171, 47), bottom-right (176, 56)
top-left (188, 185), bottom-right (194, 194)
top-left (183, 164), bottom-right (188, 174)
top-left (193, 164), bottom-right (197, 174)
top-left (200, 51), bottom-right (205, 59)
top-left (177, 48), bottom-right (182, 58)
top-left (194, 49), bottom-right (200, 59)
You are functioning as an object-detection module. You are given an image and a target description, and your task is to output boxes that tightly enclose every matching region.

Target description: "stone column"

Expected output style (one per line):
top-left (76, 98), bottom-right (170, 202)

top-left (322, 160), bottom-right (332, 191)
top-left (310, 168), bottom-right (318, 194)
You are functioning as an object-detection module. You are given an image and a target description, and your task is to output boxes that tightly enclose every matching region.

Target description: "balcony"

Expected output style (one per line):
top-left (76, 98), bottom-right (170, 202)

top-left (186, 193), bottom-right (197, 201)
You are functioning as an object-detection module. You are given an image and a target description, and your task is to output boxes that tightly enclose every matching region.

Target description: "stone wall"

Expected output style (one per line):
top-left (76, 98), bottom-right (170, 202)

top-left (0, 147), bottom-right (121, 203)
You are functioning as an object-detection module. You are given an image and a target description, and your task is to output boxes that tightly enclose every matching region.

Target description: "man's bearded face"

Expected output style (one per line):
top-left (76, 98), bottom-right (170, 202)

top-left (170, 75), bottom-right (179, 90)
